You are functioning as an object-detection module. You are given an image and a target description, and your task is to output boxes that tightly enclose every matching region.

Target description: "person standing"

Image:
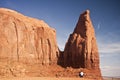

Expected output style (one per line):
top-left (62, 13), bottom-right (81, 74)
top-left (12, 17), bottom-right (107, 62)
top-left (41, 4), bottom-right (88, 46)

top-left (79, 71), bottom-right (84, 77)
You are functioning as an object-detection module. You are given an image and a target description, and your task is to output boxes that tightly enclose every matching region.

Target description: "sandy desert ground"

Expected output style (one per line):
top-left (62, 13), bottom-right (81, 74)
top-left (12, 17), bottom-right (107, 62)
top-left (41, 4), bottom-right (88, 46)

top-left (0, 77), bottom-right (95, 80)
top-left (1, 77), bottom-right (120, 80)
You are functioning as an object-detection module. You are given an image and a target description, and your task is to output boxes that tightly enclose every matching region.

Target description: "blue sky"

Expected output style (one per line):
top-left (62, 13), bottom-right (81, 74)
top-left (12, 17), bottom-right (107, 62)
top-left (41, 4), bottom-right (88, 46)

top-left (0, 0), bottom-right (120, 77)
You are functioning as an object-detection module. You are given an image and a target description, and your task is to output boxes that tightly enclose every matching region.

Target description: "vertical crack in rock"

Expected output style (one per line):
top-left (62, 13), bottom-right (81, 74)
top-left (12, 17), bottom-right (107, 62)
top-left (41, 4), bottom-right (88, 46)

top-left (47, 39), bottom-right (51, 63)
top-left (41, 38), bottom-right (45, 64)
top-left (34, 31), bottom-right (39, 60)
top-left (13, 21), bottom-right (19, 62)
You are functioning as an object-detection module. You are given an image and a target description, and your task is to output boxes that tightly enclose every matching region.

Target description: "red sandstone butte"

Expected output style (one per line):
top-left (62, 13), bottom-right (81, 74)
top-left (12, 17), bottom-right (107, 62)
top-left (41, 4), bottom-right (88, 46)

top-left (0, 8), bottom-right (59, 65)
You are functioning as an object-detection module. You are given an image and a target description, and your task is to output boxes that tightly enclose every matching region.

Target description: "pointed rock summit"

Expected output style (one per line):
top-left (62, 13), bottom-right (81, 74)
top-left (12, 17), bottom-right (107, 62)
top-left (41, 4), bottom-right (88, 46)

top-left (64, 10), bottom-right (100, 69)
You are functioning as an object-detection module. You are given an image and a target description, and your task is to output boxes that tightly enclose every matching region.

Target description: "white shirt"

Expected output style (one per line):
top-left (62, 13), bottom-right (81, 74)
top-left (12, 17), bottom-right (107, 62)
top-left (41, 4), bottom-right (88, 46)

top-left (80, 72), bottom-right (84, 76)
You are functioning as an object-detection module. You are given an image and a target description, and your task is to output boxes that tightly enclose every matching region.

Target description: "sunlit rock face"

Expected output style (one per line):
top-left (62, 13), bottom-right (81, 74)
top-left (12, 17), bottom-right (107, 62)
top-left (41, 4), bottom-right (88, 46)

top-left (0, 8), bottom-right (102, 79)
top-left (64, 10), bottom-right (100, 69)
top-left (0, 8), bottom-right (59, 65)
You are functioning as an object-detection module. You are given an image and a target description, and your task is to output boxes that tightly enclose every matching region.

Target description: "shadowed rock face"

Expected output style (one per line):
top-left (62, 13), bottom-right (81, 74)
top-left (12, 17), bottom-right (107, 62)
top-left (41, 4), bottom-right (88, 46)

top-left (0, 8), bottom-right (59, 65)
top-left (63, 10), bottom-right (100, 69)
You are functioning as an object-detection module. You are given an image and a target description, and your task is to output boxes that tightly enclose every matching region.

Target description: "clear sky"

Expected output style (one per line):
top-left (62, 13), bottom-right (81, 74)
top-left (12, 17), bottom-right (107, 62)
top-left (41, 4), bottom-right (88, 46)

top-left (0, 0), bottom-right (120, 77)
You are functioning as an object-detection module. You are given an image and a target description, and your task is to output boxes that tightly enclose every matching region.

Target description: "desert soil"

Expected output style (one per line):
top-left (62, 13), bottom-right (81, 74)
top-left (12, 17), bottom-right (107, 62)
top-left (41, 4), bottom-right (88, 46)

top-left (0, 77), bottom-right (94, 80)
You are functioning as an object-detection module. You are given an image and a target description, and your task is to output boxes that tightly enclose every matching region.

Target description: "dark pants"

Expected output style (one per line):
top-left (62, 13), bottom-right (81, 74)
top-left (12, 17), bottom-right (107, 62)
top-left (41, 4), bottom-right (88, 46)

top-left (79, 74), bottom-right (83, 77)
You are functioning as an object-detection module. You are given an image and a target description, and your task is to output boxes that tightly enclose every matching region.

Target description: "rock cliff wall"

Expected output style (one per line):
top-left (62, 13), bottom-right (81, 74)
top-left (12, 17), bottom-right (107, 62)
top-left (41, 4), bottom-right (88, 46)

top-left (0, 8), bottom-right (59, 65)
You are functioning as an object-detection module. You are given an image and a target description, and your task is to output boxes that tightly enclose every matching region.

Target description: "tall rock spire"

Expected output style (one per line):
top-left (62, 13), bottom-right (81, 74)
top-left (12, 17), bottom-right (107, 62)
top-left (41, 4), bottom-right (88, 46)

top-left (64, 10), bottom-right (100, 69)
top-left (63, 10), bottom-right (102, 79)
